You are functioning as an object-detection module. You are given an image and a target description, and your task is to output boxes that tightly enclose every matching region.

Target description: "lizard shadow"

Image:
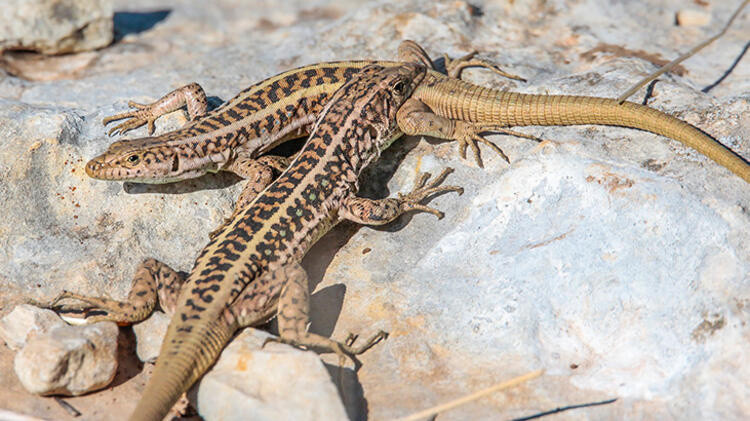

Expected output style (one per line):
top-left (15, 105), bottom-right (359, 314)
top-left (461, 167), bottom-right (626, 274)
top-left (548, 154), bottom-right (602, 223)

top-left (108, 326), bottom-right (144, 388)
top-left (290, 135), bottom-right (432, 420)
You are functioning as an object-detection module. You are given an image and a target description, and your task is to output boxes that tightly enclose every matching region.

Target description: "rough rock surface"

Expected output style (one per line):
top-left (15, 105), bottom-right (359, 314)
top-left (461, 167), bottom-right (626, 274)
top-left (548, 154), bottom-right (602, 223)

top-left (14, 322), bottom-right (118, 396)
top-left (0, 305), bottom-right (66, 351)
top-left (0, 0), bottom-right (113, 55)
top-left (0, 0), bottom-right (748, 420)
top-left (132, 311), bottom-right (169, 363)
top-left (192, 329), bottom-right (348, 421)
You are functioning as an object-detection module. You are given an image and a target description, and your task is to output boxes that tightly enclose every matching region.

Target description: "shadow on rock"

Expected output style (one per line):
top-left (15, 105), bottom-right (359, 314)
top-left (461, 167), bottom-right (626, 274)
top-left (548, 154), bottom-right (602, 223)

top-left (113, 10), bottom-right (172, 42)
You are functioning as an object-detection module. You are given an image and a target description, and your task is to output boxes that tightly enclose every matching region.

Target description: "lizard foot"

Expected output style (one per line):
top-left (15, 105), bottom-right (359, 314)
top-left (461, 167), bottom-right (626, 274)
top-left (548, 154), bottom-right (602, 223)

top-left (102, 101), bottom-right (161, 136)
top-left (398, 168), bottom-right (464, 219)
top-left (262, 330), bottom-right (388, 365)
top-left (445, 51), bottom-right (526, 82)
top-left (454, 122), bottom-right (543, 167)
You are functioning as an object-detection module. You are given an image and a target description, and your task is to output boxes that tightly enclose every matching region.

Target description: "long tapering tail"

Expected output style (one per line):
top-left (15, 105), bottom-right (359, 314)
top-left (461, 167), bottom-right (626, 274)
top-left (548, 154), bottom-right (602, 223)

top-left (419, 77), bottom-right (750, 183)
top-left (129, 317), bottom-right (236, 421)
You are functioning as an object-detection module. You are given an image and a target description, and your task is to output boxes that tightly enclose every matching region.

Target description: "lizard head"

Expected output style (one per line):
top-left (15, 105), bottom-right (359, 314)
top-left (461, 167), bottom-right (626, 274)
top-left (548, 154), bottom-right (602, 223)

top-left (370, 62), bottom-right (425, 152)
top-left (320, 62), bottom-right (425, 157)
top-left (85, 136), bottom-right (221, 183)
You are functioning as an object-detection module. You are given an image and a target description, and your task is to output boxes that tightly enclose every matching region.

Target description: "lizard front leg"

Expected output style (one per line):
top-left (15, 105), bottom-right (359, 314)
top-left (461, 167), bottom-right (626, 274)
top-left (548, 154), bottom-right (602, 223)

top-left (397, 97), bottom-right (541, 167)
top-left (27, 258), bottom-right (186, 325)
top-left (102, 82), bottom-right (208, 136)
top-left (208, 154), bottom-right (293, 238)
top-left (340, 168), bottom-right (463, 224)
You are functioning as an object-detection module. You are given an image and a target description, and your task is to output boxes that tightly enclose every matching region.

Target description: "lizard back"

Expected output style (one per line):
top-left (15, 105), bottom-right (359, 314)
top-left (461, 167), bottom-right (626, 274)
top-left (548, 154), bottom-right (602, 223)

top-left (129, 62), bottom-right (426, 421)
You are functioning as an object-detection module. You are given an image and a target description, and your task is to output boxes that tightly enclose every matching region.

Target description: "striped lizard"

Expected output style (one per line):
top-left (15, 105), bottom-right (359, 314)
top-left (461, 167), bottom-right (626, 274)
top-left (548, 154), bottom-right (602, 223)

top-left (86, 41), bottom-right (750, 193)
top-left (85, 41), bottom-right (521, 229)
top-left (40, 62), bottom-right (461, 420)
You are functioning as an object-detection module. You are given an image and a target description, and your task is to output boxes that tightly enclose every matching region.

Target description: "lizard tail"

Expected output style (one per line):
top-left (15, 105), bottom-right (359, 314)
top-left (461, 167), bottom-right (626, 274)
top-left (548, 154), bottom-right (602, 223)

top-left (420, 78), bottom-right (750, 183)
top-left (129, 318), bottom-right (235, 421)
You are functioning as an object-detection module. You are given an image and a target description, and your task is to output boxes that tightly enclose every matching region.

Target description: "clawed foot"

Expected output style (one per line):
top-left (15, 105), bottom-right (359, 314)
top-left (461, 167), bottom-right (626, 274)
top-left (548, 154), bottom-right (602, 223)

top-left (454, 122), bottom-right (543, 167)
top-left (445, 50), bottom-right (526, 82)
top-left (262, 330), bottom-right (388, 365)
top-left (399, 168), bottom-right (464, 219)
top-left (102, 101), bottom-right (161, 136)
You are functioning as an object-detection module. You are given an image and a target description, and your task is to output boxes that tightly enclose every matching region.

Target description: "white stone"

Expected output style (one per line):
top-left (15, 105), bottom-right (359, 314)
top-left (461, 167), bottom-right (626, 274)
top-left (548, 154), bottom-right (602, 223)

top-left (132, 311), bottom-right (170, 363)
top-left (0, 305), bottom-right (65, 351)
top-left (193, 329), bottom-right (348, 421)
top-left (676, 9), bottom-right (712, 27)
top-left (0, 0), bottom-right (748, 419)
top-left (0, 0), bottom-right (113, 54)
top-left (14, 322), bottom-right (118, 396)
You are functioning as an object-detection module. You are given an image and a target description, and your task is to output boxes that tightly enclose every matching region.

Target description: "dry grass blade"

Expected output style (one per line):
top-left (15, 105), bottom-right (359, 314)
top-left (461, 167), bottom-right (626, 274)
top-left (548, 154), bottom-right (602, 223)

top-left (393, 369), bottom-right (544, 421)
top-left (617, 0), bottom-right (749, 104)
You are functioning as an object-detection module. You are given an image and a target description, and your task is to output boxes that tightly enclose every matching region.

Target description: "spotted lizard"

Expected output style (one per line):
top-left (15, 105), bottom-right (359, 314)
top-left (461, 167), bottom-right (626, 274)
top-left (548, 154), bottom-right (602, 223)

top-left (38, 62), bottom-right (462, 420)
top-left (86, 42), bottom-right (750, 210)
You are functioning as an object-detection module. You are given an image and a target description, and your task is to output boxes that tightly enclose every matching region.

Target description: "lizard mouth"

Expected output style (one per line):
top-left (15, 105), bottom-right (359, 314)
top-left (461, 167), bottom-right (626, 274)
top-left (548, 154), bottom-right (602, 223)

top-left (84, 159), bottom-right (99, 178)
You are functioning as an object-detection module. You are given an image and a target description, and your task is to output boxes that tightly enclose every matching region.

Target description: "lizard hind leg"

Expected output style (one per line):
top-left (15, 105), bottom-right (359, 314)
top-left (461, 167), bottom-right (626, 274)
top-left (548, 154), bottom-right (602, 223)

top-left (260, 262), bottom-right (387, 365)
top-left (28, 259), bottom-right (184, 325)
top-left (396, 40), bottom-right (526, 82)
top-left (443, 50), bottom-right (527, 81)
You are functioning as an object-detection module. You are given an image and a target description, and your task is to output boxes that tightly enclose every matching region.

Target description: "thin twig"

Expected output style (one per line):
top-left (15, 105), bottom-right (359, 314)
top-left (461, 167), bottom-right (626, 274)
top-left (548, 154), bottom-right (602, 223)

top-left (617, 0), bottom-right (749, 104)
top-left (394, 369), bottom-right (544, 421)
top-left (54, 397), bottom-right (82, 417)
top-left (512, 397), bottom-right (618, 420)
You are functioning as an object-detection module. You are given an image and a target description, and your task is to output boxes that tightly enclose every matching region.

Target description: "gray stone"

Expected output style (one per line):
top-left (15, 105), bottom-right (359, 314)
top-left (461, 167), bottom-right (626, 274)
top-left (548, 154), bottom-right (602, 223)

top-left (14, 322), bottom-right (118, 396)
top-left (132, 310), bottom-right (170, 363)
top-left (0, 305), bottom-right (65, 351)
top-left (0, 0), bottom-right (748, 419)
top-left (0, 0), bottom-right (113, 55)
top-left (192, 329), bottom-right (348, 421)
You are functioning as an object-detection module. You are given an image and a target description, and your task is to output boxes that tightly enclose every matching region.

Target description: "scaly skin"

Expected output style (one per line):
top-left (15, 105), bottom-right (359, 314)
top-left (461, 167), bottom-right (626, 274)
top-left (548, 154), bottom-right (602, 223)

top-left (86, 41), bottom-right (750, 185)
top-left (38, 62), bottom-right (464, 420)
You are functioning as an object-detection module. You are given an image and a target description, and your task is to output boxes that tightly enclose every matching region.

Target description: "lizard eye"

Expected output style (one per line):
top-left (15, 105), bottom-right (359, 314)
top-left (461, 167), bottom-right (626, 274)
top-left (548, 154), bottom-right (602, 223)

top-left (392, 80), bottom-right (407, 96)
top-left (126, 154), bottom-right (140, 164)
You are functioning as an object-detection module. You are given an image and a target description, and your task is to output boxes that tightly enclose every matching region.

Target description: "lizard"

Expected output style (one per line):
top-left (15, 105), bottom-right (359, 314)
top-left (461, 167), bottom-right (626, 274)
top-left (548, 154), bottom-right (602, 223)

top-left (85, 40), bottom-right (750, 196)
top-left (38, 62), bottom-right (463, 420)
top-left (85, 41), bottom-right (523, 230)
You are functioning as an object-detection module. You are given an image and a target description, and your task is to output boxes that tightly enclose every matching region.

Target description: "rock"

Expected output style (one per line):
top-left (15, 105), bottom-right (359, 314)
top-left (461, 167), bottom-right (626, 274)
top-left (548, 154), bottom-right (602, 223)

top-left (0, 0), bottom-right (114, 55)
top-left (0, 0), bottom-right (749, 419)
top-left (14, 322), bottom-right (118, 396)
top-left (320, 148), bottom-right (750, 419)
top-left (0, 408), bottom-right (47, 421)
top-left (132, 311), bottom-right (170, 363)
top-left (676, 9), bottom-right (712, 27)
top-left (192, 329), bottom-right (348, 421)
top-left (0, 305), bottom-right (65, 351)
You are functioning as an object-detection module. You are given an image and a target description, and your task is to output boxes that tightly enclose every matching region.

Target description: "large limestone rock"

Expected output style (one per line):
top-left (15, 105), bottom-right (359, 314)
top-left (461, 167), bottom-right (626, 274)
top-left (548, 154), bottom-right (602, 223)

top-left (0, 0), bottom-right (113, 55)
top-left (0, 0), bottom-right (748, 419)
